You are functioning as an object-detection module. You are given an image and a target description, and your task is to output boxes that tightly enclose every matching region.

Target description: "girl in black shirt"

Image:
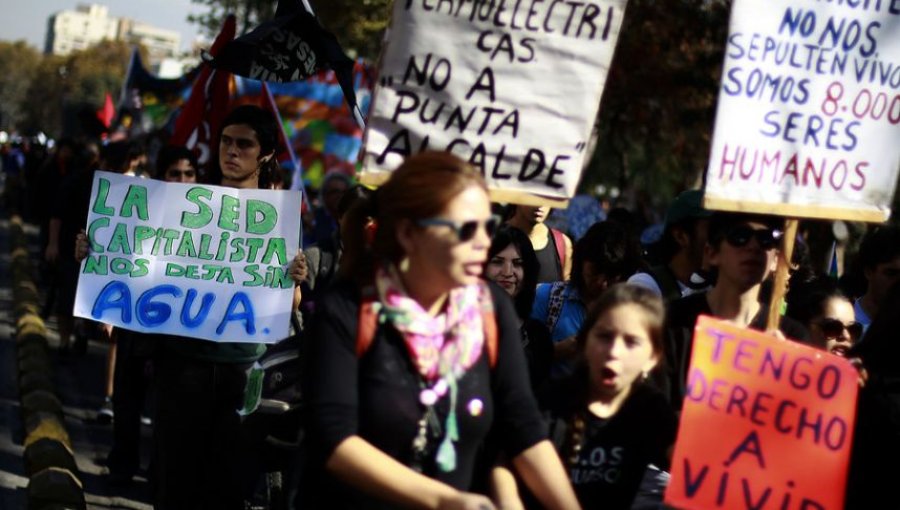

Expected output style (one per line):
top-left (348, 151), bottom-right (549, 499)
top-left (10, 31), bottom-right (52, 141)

top-left (543, 285), bottom-right (677, 509)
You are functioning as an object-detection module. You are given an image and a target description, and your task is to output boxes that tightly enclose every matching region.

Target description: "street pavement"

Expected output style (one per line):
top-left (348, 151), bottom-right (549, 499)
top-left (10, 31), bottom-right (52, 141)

top-left (0, 209), bottom-right (153, 510)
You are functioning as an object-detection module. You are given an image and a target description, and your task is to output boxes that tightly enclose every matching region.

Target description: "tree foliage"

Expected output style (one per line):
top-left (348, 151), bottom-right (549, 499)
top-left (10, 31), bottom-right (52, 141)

top-left (189, 0), bottom-right (276, 37)
top-left (19, 41), bottom-right (137, 137)
top-left (189, 0), bottom-right (391, 60)
top-left (585, 0), bottom-right (732, 208)
top-left (312, 0), bottom-right (391, 60)
top-left (0, 41), bottom-right (41, 131)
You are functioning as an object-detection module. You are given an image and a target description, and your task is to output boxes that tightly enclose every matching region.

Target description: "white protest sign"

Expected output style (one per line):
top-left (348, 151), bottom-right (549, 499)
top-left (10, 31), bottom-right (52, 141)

top-left (73, 171), bottom-right (301, 343)
top-left (360, 0), bottom-right (628, 206)
top-left (705, 1), bottom-right (900, 222)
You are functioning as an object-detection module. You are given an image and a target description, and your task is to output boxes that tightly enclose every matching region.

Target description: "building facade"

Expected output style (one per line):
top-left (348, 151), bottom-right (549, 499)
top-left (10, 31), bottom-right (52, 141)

top-left (44, 3), bottom-right (182, 69)
top-left (45, 4), bottom-right (118, 56)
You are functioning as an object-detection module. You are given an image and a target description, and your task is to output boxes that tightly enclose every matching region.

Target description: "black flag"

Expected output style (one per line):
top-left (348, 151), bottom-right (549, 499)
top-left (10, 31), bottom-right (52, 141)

top-left (206, 0), bottom-right (364, 127)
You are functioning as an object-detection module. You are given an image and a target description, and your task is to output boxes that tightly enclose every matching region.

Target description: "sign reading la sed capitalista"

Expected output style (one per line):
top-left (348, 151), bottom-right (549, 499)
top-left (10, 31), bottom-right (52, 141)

top-left (73, 171), bottom-right (301, 343)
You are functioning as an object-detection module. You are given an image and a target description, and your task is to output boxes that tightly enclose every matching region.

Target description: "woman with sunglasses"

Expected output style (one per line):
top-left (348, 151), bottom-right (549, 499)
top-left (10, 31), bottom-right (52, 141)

top-left (303, 152), bottom-right (579, 509)
top-left (787, 276), bottom-right (862, 357)
top-left (662, 212), bottom-right (810, 410)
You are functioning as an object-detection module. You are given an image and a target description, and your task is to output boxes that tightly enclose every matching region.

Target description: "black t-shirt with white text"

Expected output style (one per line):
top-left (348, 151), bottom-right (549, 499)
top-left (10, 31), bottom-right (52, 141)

top-left (566, 384), bottom-right (676, 509)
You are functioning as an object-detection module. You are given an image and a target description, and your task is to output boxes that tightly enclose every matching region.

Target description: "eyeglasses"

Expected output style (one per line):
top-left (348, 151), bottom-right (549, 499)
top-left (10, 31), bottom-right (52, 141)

top-left (724, 225), bottom-right (783, 250)
top-left (815, 318), bottom-right (863, 341)
top-left (415, 216), bottom-right (499, 242)
top-left (166, 169), bottom-right (196, 179)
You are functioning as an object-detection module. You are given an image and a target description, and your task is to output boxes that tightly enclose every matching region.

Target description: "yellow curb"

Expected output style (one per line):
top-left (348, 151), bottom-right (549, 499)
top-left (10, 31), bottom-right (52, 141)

top-left (24, 415), bottom-right (71, 449)
top-left (16, 314), bottom-right (46, 331)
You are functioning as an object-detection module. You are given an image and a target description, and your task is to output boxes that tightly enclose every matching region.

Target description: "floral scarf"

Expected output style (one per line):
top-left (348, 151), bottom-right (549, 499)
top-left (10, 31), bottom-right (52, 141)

top-left (374, 264), bottom-right (485, 383)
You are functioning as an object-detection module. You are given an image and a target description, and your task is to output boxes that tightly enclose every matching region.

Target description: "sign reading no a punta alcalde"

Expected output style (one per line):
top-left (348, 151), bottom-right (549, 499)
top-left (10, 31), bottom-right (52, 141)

top-left (360, 0), bottom-right (628, 206)
top-left (705, 0), bottom-right (900, 222)
top-left (73, 171), bottom-right (301, 343)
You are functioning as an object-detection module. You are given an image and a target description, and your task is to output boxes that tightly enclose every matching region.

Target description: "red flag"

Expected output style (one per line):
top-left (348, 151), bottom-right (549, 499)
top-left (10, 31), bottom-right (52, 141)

top-left (170, 15), bottom-right (236, 169)
top-left (96, 92), bottom-right (115, 128)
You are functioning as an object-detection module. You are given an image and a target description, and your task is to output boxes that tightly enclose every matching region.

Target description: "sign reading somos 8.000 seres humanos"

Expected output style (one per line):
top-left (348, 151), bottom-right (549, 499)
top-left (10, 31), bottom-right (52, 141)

top-left (73, 171), bottom-right (301, 343)
top-left (705, 0), bottom-right (900, 222)
top-left (361, 0), bottom-right (628, 206)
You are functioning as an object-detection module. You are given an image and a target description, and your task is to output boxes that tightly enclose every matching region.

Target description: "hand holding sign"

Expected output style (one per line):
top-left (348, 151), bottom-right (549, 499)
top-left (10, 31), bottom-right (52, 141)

top-left (73, 172), bottom-right (301, 343)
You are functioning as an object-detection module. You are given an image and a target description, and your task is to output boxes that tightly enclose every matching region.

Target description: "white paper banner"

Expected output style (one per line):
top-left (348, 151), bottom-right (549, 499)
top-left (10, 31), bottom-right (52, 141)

top-left (360, 0), bottom-right (628, 204)
top-left (705, 1), bottom-right (900, 222)
top-left (73, 171), bottom-right (301, 343)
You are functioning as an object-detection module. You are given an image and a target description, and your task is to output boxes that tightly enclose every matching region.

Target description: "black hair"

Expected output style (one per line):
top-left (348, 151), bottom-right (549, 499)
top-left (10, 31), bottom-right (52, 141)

top-left (657, 217), bottom-right (703, 263)
top-left (336, 185), bottom-right (373, 222)
top-left (218, 104), bottom-right (280, 189)
top-left (155, 145), bottom-right (198, 180)
top-left (570, 221), bottom-right (644, 295)
top-left (100, 141), bottom-right (134, 173)
top-left (851, 281), bottom-right (900, 374)
top-left (486, 226), bottom-right (540, 320)
top-left (785, 275), bottom-right (850, 328)
top-left (857, 225), bottom-right (900, 271)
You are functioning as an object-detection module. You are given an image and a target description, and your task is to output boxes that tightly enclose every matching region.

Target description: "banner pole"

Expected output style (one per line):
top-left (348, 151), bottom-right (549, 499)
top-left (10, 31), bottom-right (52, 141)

top-left (766, 218), bottom-right (799, 332)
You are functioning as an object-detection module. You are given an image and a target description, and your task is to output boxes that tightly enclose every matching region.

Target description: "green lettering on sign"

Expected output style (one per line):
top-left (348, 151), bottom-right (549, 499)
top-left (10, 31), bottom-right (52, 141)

top-left (219, 195), bottom-right (240, 232)
top-left (246, 200), bottom-right (277, 235)
top-left (107, 223), bottom-right (132, 255)
top-left (120, 185), bottom-right (149, 220)
top-left (92, 178), bottom-right (115, 216)
top-left (181, 187), bottom-right (214, 228)
top-left (176, 230), bottom-right (197, 258)
top-left (87, 217), bottom-right (109, 253)
top-left (261, 238), bottom-right (288, 266)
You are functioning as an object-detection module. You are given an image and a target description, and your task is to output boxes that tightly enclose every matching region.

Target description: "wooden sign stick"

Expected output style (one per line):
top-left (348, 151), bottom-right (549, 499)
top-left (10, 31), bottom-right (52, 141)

top-left (766, 218), bottom-right (799, 332)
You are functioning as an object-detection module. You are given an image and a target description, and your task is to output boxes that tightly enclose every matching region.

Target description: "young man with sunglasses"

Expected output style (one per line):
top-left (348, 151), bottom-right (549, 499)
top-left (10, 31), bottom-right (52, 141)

top-left (658, 212), bottom-right (809, 410)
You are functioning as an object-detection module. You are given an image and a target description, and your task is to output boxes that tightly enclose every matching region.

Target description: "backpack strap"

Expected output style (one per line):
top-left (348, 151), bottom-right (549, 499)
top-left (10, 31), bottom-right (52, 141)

top-left (550, 228), bottom-right (567, 275)
top-left (545, 282), bottom-right (568, 336)
top-left (356, 282), bottom-right (498, 370)
top-left (355, 285), bottom-right (379, 358)
top-left (479, 282), bottom-right (498, 369)
top-left (648, 265), bottom-right (682, 302)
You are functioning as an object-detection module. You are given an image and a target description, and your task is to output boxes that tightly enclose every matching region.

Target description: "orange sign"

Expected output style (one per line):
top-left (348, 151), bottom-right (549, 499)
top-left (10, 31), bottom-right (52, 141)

top-left (665, 316), bottom-right (858, 510)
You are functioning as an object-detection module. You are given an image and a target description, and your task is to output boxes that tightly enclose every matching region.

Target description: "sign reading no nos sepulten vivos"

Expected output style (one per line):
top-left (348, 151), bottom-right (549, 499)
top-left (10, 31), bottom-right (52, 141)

top-left (705, 0), bottom-right (900, 222)
top-left (73, 171), bottom-right (301, 343)
top-left (360, 0), bottom-right (628, 207)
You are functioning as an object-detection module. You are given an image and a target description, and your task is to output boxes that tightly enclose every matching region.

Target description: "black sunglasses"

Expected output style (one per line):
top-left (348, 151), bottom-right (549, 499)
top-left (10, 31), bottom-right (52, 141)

top-left (816, 318), bottom-right (863, 341)
top-left (724, 225), bottom-right (784, 250)
top-left (416, 216), bottom-right (500, 242)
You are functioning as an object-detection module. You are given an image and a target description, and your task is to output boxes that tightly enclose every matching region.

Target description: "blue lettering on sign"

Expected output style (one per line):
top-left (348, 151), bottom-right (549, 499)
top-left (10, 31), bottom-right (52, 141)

top-left (92, 281), bottom-right (133, 323)
top-left (136, 285), bottom-right (181, 327)
top-left (216, 292), bottom-right (256, 335)
top-left (90, 281), bottom-right (262, 337)
top-left (181, 289), bottom-right (215, 328)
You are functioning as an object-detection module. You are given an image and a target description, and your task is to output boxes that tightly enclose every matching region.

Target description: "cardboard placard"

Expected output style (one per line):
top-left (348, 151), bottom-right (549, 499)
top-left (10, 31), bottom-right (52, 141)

top-left (360, 0), bottom-right (628, 206)
top-left (73, 171), bottom-right (301, 343)
top-left (704, 1), bottom-right (900, 222)
top-left (666, 316), bottom-right (858, 510)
